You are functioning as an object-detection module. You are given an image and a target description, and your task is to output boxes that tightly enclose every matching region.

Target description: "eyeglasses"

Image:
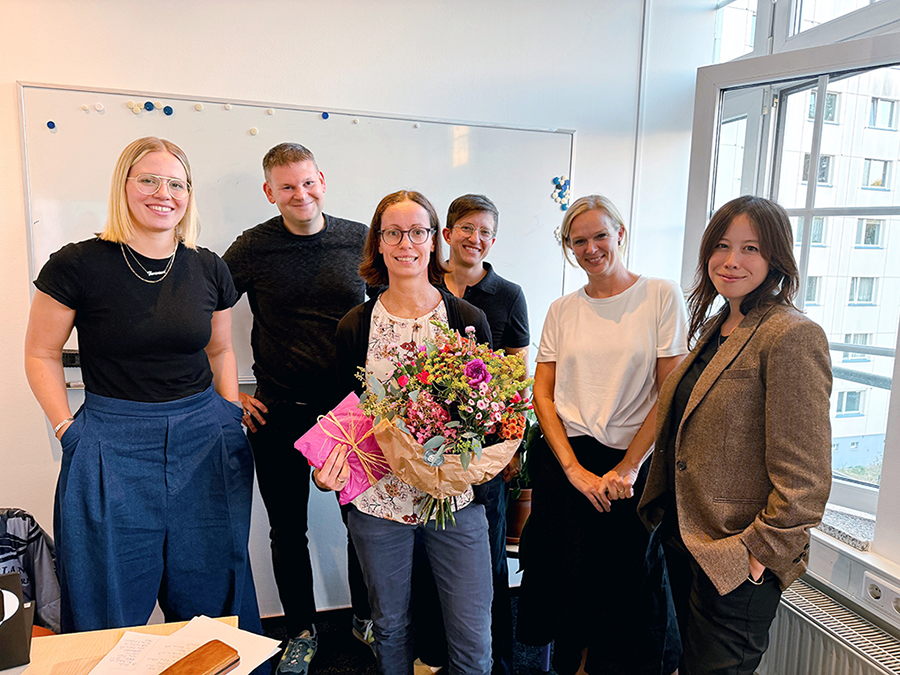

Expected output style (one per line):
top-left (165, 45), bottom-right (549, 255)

top-left (454, 223), bottom-right (495, 240)
top-left (379, 227), bottom-right (434, 246)
top-left (127, 174), bottom-right (192, 200)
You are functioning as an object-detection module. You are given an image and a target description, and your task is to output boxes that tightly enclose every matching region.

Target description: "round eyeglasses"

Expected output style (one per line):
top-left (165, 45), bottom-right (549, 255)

top-left (454, 223), bottom-right (495, 240)
top-left (127, 173), bottom-right (192, 200)
top-left (379, 227), bottom-right (434, 246)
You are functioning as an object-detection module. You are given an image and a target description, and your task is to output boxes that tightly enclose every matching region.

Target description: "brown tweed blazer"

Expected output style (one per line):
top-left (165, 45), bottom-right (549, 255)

top-left (638, 303), bottom-right (832, 595)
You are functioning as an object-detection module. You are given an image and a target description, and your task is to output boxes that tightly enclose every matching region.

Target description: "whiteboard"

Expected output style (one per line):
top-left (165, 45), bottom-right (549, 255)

top-left (19, 83), bottom-right (574, 381)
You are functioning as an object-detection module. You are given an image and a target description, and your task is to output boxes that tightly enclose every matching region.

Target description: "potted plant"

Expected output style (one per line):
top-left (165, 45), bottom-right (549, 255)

top-left (506, 410), bottom-right (540, 544)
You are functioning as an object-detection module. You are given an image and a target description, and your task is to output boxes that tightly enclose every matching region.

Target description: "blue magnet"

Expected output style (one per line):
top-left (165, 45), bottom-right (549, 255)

top-left (163, 106), bottom-right (174, 116)
top-left (553, 177), bottom-right (560, 185)
top-left (47, 120), bottom-right (56, 129)
top-left (321, 112), bottom-right (330, 120)
top-left (561, 204), bottom-right (569, 211)
top-left (144, 101), bottom-right (155, 111)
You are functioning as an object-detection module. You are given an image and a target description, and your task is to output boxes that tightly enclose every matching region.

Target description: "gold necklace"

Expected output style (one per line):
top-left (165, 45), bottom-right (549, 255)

top-left (120, 242), bottom-right (177, 284)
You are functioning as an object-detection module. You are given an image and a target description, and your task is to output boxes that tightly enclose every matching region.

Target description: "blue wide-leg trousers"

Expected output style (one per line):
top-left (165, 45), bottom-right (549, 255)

top-left (54, 385), bottom-right (262, 635)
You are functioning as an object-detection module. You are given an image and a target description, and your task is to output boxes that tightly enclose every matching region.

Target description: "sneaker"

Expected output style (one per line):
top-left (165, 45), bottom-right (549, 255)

top-left (276, 627), bottom-right (317, 674)
top-left (351, 614), bottom-right (375, 654)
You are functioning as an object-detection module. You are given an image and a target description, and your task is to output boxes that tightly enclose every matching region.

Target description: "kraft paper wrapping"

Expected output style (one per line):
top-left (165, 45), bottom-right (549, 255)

top-left (373, 418), bottom-right (521, 499)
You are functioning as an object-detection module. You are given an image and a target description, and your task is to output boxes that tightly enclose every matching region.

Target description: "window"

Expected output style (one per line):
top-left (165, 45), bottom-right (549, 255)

top-left (843, 333), bottom-right (871, 361)
top-left (803, 153), bottom-right (833, 185)
top-left (851, 441), bottom-right (860, 450)
top-left (837, 390), bottom-right (866, 416)
top-left (856, 218), bottom-right (884, 246)
top-left (862, 159), bottom-right (891, 189)
top-left (849, 276), bottom-right (877, 304)
top-left (796, 216), bottom-right (826, 245)
top-left (806, 276), bottom-right (821, 303)
top-left (870, 97), bottom-right (898, 129)
top-left (810, 91), bottom-right (840, 122)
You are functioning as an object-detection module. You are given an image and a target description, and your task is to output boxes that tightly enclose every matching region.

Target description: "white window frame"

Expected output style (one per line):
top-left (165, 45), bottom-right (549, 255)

top-left (809, 90), bottom-right (840, 122)
top-left (837, 389), bottom-right (867, 417)
top-left (870, 96), bottom-right (899, 129)
top-left (856, 218), bottom-right (884, 247)
top-left (849, 276), bottom-right (878, 304)
top-left (805, 275), bottom-right (821, 303)
top-left (843, 332), bottom-right (872, 361)
top-left (682, 30), bottom-right (900, 587)
top-left (862, 158), bottom-right (892, 190)
top-left (803, 152), bottom-right (834, 185)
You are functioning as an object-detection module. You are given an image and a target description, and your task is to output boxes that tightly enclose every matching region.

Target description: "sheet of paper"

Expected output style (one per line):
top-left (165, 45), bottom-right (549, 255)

top-left (87, 631), bottom-right (204, 674)
top-left (172, 615), bottom-right (281, 675)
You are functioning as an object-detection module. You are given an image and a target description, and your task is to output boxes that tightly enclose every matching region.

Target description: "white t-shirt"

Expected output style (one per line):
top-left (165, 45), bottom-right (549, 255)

top-left (536, 276), bottom-right (688, 449)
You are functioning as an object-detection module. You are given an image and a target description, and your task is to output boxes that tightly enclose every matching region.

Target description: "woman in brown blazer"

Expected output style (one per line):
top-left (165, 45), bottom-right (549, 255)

top-left (638, 196), bottom-right (832, 675)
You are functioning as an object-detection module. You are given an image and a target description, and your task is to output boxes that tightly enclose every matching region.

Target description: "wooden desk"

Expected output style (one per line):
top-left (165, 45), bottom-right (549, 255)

top-left (6, 617), bottom-right (238, 675)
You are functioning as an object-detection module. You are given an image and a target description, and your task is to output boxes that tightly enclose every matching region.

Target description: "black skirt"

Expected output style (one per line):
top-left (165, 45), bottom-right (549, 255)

top-left (516, 434), bottom-right (681, 675)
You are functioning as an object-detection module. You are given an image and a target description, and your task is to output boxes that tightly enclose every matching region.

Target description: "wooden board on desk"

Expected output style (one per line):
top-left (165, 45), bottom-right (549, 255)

top-left (18, 617), bottom-right (238, 675)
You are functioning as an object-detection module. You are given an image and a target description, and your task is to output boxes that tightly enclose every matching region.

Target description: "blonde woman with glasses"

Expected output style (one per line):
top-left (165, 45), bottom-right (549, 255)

top-left (24, 137), bottom-right (263, 645)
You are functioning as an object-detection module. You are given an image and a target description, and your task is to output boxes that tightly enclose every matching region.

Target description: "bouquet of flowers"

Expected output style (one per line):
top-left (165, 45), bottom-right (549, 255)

top-left (359, 320), bottom-right (534, 526)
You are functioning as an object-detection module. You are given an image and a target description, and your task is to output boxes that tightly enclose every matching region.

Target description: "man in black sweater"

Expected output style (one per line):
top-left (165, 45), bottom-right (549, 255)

top-left (223, 143), bottom-right (371, 674)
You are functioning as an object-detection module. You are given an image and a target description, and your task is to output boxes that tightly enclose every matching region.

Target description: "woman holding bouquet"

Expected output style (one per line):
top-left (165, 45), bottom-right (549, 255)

top-left (516, 195), bottom-right (687, 674)
top-left (322, 190), bottom-right (494, 675)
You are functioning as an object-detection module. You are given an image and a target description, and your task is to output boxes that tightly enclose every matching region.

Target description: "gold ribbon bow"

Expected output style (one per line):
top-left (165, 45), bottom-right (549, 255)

top-left (316, 411), bottom-right (389, 488)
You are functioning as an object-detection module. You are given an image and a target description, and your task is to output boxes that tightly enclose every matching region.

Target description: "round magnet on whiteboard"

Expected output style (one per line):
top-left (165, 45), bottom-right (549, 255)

top-left (126, 100), bottom-right (135, 109)
top-left (413, 123), bottom-right (420, 129)
top-left (560, 175), bottom-right (568, 181)
top-left (250, 127), bottom-right (259, 135)
top-left (82, 104), bottom-right (90, 111)
top-left (266, 108), bottom-right (275, 115)
top-left (352, 119), bottom-right (359, 124)
top-left (144, 101), bottom-right (155, 111)
top-left (194, 103), bottom-right (204, 111)
top-left (561, 204), bottom-right (569, 211)
top-left (321, 112), bottom-right (330, 120)
top-left (553, 177), bottom-right (560, 186)
top-left (132, 106), bottom-right (142, 115)
top-left (224, 104), bottom-right (232, 111)
top-left (47, 120), bottom-right (56, 129)
top-left (163, 106), bottom-right (174, 116)
top-left (154, 101), bottom-right (163, 110)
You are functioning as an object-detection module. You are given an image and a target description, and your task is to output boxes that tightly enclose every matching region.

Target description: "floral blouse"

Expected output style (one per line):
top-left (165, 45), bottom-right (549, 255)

top-left (351, 296), bottom-right (474, 525)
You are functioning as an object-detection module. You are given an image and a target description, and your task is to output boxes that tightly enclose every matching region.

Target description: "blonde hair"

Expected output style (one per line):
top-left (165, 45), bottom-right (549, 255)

top-left (100, 137), bottom-right (200, 248)
top-left (559, 195), bottom-right (627, 266)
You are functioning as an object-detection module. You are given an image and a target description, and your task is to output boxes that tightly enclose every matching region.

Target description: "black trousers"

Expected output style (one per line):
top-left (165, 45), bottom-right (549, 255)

top-left (248, 394), bottom-right (370, 635)
top-left (663, 537), bottom-right (782, 675)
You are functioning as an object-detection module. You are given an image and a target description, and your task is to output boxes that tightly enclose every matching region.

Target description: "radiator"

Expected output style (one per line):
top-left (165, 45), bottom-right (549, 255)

top-left (757, 579), bottom-right (900, 675)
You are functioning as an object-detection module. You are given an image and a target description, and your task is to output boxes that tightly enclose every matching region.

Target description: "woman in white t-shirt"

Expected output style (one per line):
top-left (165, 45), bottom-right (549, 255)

top-left (516, 195), bottom-right (688, 675)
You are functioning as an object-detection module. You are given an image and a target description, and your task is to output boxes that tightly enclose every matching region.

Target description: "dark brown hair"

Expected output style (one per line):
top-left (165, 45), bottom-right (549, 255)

top-left (359, 190), bottom-right (447, 287)
top-left (687, 195), bottom-right (799, 342)
top-left (446, 194), bottom-right (499, 233)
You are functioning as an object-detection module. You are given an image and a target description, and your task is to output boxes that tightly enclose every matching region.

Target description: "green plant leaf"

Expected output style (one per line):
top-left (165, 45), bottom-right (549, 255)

top-left (368, 374), bottom-right (386, 400)
top-left (394, 418), bottom-right (409, 434)
top-left (409, 389), bottom-right (420, 402)
top-left (460, 449), bottom-right (471, 471)
top-left (423, 435), bottom-right (446, 450)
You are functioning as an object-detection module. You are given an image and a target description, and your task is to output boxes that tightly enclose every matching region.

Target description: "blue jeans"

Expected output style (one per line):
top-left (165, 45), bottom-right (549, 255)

top-left (55, 386), bottom-right (262, 637)
top-left (348, 503), bottom-right (493, 675)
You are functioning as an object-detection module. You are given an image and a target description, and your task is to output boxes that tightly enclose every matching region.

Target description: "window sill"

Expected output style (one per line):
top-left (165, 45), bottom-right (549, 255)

top-left (819, 504), bottom-right (875, 551)
top-left (861, 186), bottom-right (891, 191)
top-left (836, 412), bottom-right (865, 418)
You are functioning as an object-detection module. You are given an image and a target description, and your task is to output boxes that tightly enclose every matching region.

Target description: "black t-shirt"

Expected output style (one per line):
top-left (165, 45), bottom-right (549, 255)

top-left (35, 238), bottom-right (237, 402)
top-left (223, 214), bottom-right (368, 406)
top-left (446, 262), bottom-right (530, 351)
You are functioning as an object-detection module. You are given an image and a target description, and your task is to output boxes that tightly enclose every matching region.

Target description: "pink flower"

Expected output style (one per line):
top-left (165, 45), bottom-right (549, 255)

top-left (397, 375), bottom-right (409, 387)
top-left (465, 359), bottom-right (492, 387)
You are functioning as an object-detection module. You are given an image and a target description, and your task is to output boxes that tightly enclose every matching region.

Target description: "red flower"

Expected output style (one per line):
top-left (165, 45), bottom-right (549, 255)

top-left (417, 371), bottom-right (430, 384)
top-left (397, 375), bottom-right (409, 387)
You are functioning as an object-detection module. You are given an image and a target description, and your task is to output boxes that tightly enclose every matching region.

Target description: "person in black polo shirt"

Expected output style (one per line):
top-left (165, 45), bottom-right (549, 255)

top-left (443, 194), bottom-right (530, 675)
